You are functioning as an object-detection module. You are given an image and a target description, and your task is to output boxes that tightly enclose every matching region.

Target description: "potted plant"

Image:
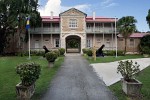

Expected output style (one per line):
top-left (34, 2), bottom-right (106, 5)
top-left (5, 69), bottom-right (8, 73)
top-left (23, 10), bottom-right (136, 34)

top-left (45, 51), bottom-right (57, 67)
top-left (117, 60), bottom-right (142, 96)
top-left (16, 62), bottom-right (41, 99)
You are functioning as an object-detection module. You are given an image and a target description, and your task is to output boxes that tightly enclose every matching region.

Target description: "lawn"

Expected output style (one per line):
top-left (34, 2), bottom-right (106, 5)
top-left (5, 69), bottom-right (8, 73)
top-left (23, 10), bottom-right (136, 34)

top-left (0, 56), bottom-right (64, 100)
top-left (85, 55), bottom-right (144, 63)
top-left (109, 66), bottom-right (150, 100)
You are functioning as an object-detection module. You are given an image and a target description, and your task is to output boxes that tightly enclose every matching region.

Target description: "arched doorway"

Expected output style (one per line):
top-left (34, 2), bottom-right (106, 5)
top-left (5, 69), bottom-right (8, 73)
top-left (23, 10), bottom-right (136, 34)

top-left (66, 35), bottom-right (81, 53)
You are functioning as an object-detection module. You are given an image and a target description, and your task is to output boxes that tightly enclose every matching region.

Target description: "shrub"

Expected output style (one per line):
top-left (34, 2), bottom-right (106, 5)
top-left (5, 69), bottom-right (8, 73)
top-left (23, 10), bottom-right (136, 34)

top-left (104, 50), bottom-right (124, 56)
top-left (53, 50), bottom-right (60, 57)
top-left (140, 34), bottom-right (150, 54)
top-left (141, 46), bottom-right (150, 54)
top-left (45, 51), bottom-right (57, 62)
top-left (86, 49), bottom-right (93, 56)
top-left (117, 60), bottom-right (140, 81)
top-left (82, 48), bottom-right (88, 54)
top-left (58, 48), bottom-right (65, 55)
top-left (16, 62), bottom-right (41, 86)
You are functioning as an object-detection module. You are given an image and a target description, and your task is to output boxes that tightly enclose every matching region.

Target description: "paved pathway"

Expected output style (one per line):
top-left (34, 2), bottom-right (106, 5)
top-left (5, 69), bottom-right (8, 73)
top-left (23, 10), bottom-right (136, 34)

top-left (42, 54), bottom-right (117, 100)
top-left (91, 58), bottom-right (150, 86)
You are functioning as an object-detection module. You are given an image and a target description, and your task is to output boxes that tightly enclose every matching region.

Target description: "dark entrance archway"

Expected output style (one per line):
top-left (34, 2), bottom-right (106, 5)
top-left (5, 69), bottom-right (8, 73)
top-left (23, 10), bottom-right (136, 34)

top-left (66, 35), bottom-right (81, 53)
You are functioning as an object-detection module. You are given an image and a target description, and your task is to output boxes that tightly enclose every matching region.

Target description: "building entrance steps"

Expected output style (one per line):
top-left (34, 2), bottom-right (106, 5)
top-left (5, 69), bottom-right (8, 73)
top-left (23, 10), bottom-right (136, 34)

top-left (42, 54), bottom-right (117, 100)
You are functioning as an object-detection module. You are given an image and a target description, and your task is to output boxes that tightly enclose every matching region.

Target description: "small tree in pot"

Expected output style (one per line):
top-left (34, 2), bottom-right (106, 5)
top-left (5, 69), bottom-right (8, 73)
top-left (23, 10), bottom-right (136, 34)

top-left (117, 60), bottom-right (142, 96)
top-left (45, 51), bottom-right (58, 67)
top-left (16, 62), bottom-right (41, 99)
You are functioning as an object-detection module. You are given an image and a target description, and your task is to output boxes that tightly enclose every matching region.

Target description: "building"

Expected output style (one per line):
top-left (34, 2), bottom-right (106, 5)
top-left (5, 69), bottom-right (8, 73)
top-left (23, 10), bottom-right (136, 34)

top-left (30, 8), bottom-right (117, 53)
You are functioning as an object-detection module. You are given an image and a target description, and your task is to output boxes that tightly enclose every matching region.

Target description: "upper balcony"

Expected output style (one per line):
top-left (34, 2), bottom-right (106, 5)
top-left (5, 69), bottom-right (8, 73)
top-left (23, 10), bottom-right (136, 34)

top-left (30, 27), bottom-right (60, 34)
top-left (86, 27), bottom-right (116, 34)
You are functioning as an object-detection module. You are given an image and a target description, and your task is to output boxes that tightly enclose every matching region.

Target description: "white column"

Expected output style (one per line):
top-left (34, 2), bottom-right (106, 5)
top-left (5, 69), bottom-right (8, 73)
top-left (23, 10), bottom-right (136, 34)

top-left (111, 23), bottom-right (114, 50)
top-left (115, 16), bottom-right (117, 57)
top-left (103, 23), bottom-right (105, 45)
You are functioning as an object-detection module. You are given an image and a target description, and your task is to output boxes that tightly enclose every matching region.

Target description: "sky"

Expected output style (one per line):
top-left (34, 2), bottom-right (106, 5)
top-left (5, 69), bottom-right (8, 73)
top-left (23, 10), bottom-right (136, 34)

top-left (38, 0), bottom-right (150, 32)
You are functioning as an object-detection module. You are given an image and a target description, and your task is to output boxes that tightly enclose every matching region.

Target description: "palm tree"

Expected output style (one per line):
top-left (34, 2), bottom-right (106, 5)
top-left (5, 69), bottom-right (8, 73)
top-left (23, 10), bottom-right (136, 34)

top-left (117, 16), bottom-right (137, 55)
top-left (146, 9), bottom-right (150, 28)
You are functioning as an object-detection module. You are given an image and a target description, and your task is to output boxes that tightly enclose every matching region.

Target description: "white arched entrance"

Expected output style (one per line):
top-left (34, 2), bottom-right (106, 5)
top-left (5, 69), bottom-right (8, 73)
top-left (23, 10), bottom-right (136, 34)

top-left (60, 33), bottom-right (86, 54)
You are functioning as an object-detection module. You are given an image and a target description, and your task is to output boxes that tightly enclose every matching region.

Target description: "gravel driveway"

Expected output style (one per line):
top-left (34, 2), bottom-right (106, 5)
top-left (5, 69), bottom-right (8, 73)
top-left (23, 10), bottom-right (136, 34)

top-left (42, 54), bottom-right (117, 100)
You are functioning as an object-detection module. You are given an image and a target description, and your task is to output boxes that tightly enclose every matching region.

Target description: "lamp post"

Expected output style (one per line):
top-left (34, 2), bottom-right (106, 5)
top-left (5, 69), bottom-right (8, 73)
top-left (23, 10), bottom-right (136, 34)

top-left (115, 16), bottom-right (117, 58)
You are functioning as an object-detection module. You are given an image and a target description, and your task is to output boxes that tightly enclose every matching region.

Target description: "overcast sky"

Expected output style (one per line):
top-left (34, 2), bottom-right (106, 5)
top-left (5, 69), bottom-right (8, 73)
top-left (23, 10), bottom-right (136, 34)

top-left (38, 0), bottom-right (150, 32)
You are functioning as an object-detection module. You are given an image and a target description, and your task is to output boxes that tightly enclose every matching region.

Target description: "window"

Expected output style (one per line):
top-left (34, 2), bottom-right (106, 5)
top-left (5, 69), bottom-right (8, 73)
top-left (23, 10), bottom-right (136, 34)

top-left (130, 39), bottom-right (134, 47)
top-left (87, 39), bottom-right (92, 47)
top-left (69, 19), bottom-right (77, 28)
top-left (54, 39), bottom-right (60, 47)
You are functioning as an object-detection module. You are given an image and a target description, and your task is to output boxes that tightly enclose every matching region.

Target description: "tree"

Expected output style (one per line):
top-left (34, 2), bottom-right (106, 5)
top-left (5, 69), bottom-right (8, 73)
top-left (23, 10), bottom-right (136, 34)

top-left (117, 16), bottom-right (137, 55)
top-left (146, 9), bottom-right (150, 28)
top-left (0, 0), bottom-right (41, 54)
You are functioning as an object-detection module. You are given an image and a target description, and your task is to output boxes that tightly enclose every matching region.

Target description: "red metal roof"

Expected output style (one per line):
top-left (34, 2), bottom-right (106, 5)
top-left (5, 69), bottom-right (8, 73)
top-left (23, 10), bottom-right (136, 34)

top-left (118, 33), bottom-right (149, 38)
top-left (41, 16), bottom-right (116, 22)
top-left (41, 16), bottom-right (60, 22)
top-left (86, 16), bottom-right (116, 22)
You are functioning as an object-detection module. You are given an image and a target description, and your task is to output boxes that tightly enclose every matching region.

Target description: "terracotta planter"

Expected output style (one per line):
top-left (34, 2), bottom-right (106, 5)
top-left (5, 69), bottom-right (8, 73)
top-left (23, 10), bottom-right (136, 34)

top-left (16, 82), bottom-right (35, 99)
top-left (121, 78), bottom-right (142, 96)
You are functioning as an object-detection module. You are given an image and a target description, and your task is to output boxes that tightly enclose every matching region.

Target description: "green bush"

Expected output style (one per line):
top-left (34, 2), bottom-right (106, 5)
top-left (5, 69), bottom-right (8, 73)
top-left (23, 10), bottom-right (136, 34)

top-left (16, 62), bottom-right (41, 86)
top-left (140, 34), bottom-right (150, 54)
top-left (53, 50), bottom-right (60, 57)
top-left (58, 48), bottom-right (65, 55)
top-left (82, 48), bottom-right (88, 54)
top-left (104, 50), bottom-right (124, 56)
top-left (117, 60), bottom-right (140, 81)
top-left (86, 49), bottom-right (93, 56)
top-left (45, 51), bottom-right (57, 62)
top-left (17, 50), bottom-right (45, 57)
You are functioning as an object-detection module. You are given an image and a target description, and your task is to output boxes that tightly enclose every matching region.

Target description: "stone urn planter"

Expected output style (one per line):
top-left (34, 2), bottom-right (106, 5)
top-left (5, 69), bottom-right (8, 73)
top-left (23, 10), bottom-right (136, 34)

top-left (16, 62), bottom-right (41, 99)
top-left (45, 51), bottom-right (57, 68)
top-left (16, 82), bottom-right (35, 99)
top-left (121, 78), bottom-right (143, 96)
top-left (117, 60), bottom-right (143, 96)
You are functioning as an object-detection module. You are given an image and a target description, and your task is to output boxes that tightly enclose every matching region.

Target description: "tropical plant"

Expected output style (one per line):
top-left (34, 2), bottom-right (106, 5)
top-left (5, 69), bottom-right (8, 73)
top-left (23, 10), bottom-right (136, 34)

top-left (146, 9), bottom-right (150, 28)
top-left (117, 16), bottom-right (137, 55)
top-left (16, 62), bottom-right (41, 86)
top-left (117, 60), bottom-right (140, 81)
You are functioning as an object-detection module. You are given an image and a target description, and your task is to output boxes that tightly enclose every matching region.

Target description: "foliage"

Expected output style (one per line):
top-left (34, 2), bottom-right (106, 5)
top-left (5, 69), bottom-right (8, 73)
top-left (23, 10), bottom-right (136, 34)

top-left (110, 66), bottom-right (150, 100)
top-left (82, 48), bottom-right (89, 54)
top-left (117, 16), bottom-right (137, 54)
top-left (17, 50), bottom-right (45, 56)
top-left (139, 34), bottom-right (150, 54)
top-left (53, 50), bottom-right (60, 57)
top-left (0, 0), bottom-right (41, 54)
top-left (117, 60), bottom-right (140, 81)
top-left (16, 62), bottom-right (41, 86)
top-left (58, 48), bottom-right (65, 55)
top-left (104, 50), bottom-right (124, 56)
top-left (45, 51), bottom-right (58, 62)
top-left (146, 9), bottom-right (150, 28)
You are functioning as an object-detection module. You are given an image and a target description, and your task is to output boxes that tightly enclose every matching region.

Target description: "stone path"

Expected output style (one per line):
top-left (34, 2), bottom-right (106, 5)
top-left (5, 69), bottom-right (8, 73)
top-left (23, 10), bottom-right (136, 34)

top-left (91, 58), bottom-right (150, 86)
top-left (42, 54), bottom-right (117, 100)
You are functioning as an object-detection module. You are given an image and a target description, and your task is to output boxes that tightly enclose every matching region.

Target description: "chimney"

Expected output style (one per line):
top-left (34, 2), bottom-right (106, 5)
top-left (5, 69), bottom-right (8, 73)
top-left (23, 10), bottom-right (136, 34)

top-left (50, 11), bottom-right (53, 19)
top-left (93, 12), bottom-right (95, 20)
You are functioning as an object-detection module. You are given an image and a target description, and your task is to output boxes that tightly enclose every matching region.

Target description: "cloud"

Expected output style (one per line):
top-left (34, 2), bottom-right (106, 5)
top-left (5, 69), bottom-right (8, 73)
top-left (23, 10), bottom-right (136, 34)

top-left (101, 0), bottom-right (117, 8)
top-left (38, 0), bottom-right (91, 16)
top-left (38, 0), bottom-right (61, 16)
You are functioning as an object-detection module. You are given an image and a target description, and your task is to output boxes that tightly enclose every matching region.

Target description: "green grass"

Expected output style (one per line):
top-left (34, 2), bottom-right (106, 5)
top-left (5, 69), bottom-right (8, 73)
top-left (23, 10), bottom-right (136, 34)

top-left (0, 56), bottom-right (64, 100)
top-left (109, 66), bottom-right (150, 100)
top-left (85, 55), bottom-right (144, 63)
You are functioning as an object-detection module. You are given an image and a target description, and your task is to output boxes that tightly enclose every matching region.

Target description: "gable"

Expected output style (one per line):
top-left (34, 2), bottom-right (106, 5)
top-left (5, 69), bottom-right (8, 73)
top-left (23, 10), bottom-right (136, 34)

top-left (60, 8), bottom-right (87, 17)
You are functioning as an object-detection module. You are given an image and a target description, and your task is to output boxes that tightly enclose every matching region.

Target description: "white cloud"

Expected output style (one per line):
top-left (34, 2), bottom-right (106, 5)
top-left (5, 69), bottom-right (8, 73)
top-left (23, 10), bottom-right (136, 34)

top-left (38, 0), bottom-right (61, 16)
top-left (38, 0), bottom-right (91, 16)
top-left (101, 0), bottom-right (117, 8)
